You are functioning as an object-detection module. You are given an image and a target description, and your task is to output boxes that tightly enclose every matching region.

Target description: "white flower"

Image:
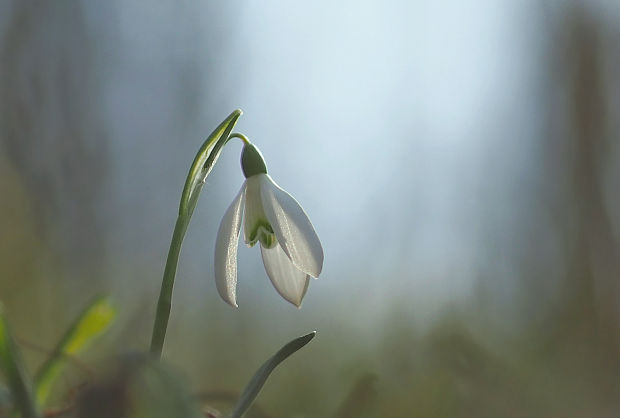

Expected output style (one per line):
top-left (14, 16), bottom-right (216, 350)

top-left (214, 143), bottom-right (323, 307)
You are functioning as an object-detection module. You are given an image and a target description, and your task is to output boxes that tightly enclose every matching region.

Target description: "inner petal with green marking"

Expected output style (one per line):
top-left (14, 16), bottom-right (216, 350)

top-left (244, 176), bottom-right (277, 248)
top-left (254, 220), bottom-right (277, 249)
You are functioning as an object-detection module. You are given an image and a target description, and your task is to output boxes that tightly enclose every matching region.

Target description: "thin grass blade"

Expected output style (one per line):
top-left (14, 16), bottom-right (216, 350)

top-left (0, 304), bottom-right (39, 418)
top-left (34, 297), bottom-right (115, 406)
top-left (229, 331), bottom-right (316, 418)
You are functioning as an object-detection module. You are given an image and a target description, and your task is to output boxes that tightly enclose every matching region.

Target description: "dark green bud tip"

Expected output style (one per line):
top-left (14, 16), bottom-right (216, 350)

top-left (241, 143), bottom-right (268, 178)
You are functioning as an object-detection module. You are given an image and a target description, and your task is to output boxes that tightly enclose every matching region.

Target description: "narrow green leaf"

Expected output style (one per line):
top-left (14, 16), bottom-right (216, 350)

top-left (34, 297), bottom-right (115, 406)
top-left (0, 304), bottom-right (39, 418)
top-left (180, 109), bottom-right (242, 217)
top-left (150, 109), bottom-right (242, 358)
top-left (229, 331), bottom-right (316, 418)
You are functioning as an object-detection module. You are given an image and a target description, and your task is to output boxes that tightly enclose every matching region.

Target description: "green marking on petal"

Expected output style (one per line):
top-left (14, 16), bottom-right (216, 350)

top-left (259, 229), bottom-right (277, 249)
top-left (247, 219), bottom-right (275, 247)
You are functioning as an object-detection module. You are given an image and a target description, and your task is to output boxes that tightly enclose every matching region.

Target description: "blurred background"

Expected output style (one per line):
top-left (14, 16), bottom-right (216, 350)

top-left (1, 1), bottom-right (620, 416)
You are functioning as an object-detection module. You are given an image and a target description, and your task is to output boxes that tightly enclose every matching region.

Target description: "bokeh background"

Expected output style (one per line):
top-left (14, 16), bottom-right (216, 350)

top-left (1, 1), bottom-right (620, 416)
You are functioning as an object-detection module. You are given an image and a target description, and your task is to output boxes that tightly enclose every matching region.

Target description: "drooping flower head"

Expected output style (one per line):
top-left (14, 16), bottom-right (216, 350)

top-left (215, 142), bottom-right (324, 307)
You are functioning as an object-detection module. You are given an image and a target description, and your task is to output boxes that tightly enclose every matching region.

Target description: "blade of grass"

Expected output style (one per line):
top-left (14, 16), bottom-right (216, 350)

top-left (229, 331), bottom-right (316, 418)
top-left (0, 304), bottom-right (39, 418)
top-left (34, 297), bottom-right (115, 407)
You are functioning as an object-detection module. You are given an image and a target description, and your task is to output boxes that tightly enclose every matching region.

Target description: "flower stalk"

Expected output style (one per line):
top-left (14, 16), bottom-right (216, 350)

top-left (150, 109), bottom-right (242, 358)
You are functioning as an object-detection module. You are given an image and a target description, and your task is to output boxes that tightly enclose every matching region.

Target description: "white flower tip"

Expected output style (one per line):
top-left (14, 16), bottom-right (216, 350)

top-left (288, 294), bottom-right (304, 308)
top-left (313, 249), bottom-right (324, 277)
top-left (219, 290), bottom-right (238, 308)
top-left (286, 297), bottom-right (304, 308)
top-left (216, 286), bottom-right (238, 308)
top-left (215, 272), bottom-right (240, 308)
top-left (276, 286), bottom-right (306, 308)
top-left (300, 245), bottom-right (323, 279)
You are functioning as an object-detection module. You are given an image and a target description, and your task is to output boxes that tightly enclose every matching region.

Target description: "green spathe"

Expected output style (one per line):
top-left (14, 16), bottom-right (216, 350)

top-left (241, 143), bottom-right (268, 178)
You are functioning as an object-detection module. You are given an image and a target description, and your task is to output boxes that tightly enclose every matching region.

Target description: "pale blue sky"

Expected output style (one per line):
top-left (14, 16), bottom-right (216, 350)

top-left (62, 0), bottom-right (613, 322)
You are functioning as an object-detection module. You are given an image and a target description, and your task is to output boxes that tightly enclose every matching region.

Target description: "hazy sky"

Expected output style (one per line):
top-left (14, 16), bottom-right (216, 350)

top-left (85, 1), bottom-right (555, 315)
top-left (23, 0), bottom-right (616, 328)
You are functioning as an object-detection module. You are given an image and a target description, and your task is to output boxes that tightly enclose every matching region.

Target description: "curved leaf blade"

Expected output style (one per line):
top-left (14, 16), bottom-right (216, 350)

top-left (230, 331), bottom-right (316, 418)
top-left (34, 297), bottom-right (115, 406)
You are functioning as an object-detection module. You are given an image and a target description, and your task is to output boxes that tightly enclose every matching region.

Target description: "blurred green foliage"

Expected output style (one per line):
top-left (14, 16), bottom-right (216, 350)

top-left (35, 297), bottom-right (115, 406)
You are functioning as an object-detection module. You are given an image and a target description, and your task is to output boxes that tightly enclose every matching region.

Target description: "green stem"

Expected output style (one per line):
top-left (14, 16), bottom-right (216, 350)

top-left (149, 109), bottom-right (242, 358)
top-left (228, 132), bottom-right (250, 145)
top-left (150, 216), bottom-right (190, 357)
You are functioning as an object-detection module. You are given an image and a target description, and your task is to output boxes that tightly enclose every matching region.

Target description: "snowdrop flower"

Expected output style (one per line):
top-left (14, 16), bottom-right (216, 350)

top-left (215, 142), bottom-right (324, 307)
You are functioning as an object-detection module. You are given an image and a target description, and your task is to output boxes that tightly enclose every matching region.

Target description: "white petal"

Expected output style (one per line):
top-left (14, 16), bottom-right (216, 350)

top-left (243, 175), bottom-right (273, 247)
top-left (258, 174), bottom-right (324, 277)
top-left (214, 183), bottom-right (246, 307)
top-left (260, 244), bottom-right (310, 307)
